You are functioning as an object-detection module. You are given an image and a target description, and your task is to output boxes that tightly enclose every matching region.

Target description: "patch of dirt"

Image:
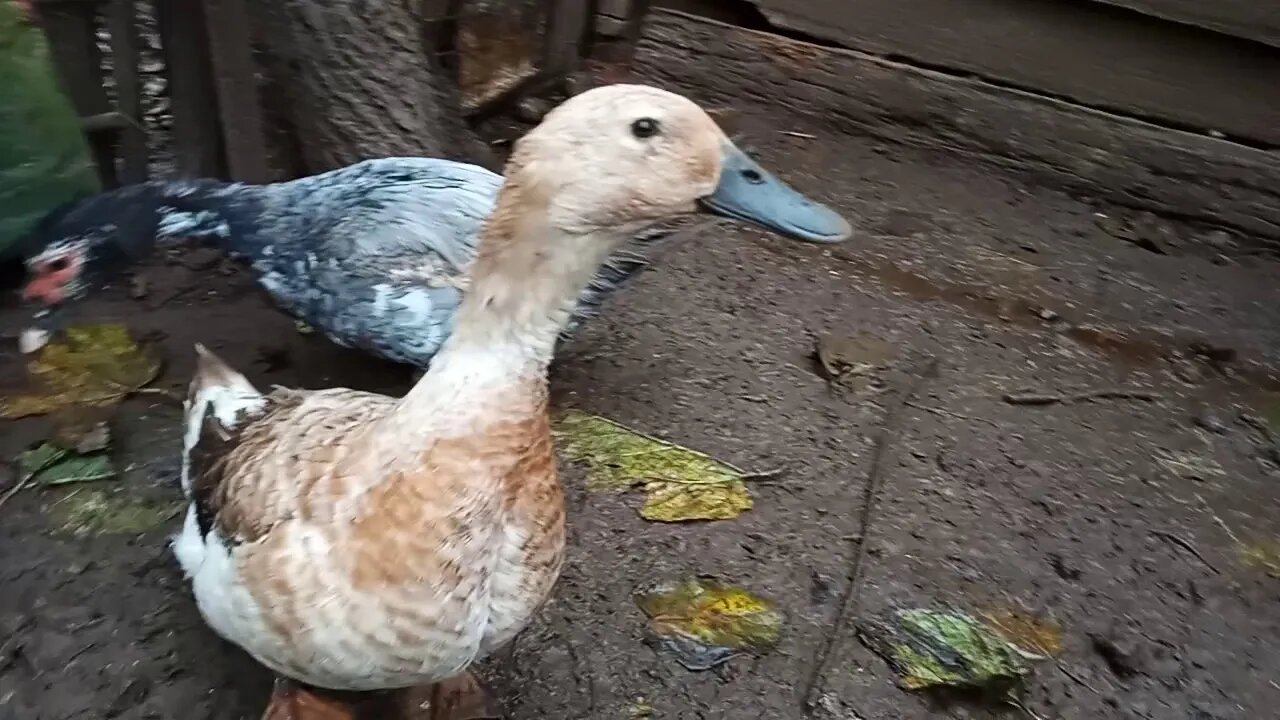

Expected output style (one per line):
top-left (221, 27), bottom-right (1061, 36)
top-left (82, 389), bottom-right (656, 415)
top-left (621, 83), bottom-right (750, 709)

top-left (3, 33), bottom-right (1280, 720)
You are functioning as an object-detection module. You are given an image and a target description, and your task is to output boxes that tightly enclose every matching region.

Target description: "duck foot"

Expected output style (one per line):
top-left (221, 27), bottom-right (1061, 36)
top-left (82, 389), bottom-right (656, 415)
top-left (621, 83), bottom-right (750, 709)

top-left (261, 677), bottom-right (356, 720)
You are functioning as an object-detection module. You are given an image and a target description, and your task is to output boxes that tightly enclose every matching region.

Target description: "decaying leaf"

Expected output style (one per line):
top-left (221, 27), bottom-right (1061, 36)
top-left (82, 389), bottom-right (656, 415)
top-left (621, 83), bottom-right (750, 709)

top-left (981, 609), bottom-right (1063, 660)
top-left (858, 608), bottom-right (1033, 693)
top-left (640, 480), bottom-right (753, 522)
top-left (50, 404), bottom-right (113, 453)
top-left (0, 323), bottom-right (161, 418)
top-left (635, 578), bottom-right (782, 670)
top-left (18, 442), bottom-right (114, 486)
top-left (49, 488), bottom-right (179, 537)
top-left (1237, 541), bottom-right (1280, 577)
top-left (553, 410), bottom-right (755, 522)
top-left (814, 333), bottom-right (892, 383)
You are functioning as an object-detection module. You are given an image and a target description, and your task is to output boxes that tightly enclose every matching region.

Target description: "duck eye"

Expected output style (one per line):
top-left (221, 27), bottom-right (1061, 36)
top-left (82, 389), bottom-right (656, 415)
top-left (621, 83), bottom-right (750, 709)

top-left (631, 118), bottom-right (660, 139)
top-left (46, 257), bottom-right (70, 273)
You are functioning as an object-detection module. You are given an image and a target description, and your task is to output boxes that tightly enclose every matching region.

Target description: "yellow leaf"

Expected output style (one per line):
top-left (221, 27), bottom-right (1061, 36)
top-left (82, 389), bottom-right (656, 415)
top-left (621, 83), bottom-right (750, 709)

top-left (1238, 541), bottom-right (1280, 577)
top-left (635, 578), bottom-right (783, 670)
top-left (640, 479), bottom-right (753, 522)
top-left (981, 609), bottom-right (1063, 659)
top-left (553, 410), bottom-right (756, 522)
top-left (1, 323), bottom-right (161, 418)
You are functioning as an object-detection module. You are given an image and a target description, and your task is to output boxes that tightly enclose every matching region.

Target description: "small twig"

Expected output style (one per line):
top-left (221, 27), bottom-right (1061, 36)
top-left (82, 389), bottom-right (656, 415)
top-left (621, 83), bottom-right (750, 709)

top-left (1238, 414), bottom-right (1276, 443)
top-left (780, 130), bottom-right (817, 139)
top-left (63, 642), bottom-right (96, 667)
top-left (800, 357), bottom-right (939, 714)
top-left (131, 386), bottom-right (184, 403)
top-left (905, 400), bottom-right (1001, 429)
top-left (1150, 529), bottom-right (1220, 574)
top-left (1210, 512), bottom-right (1241, 545)
top-left (1002, 388), bottom-right (1161, 406)
top-left (0, 476), bottom-right (33, 511)
top-left (1056, 661), bottom-right (1101, 695)
top-left (1006, 698), bottom-right (1049, 720)
top-left (0, 448), bottom-right (65, 510)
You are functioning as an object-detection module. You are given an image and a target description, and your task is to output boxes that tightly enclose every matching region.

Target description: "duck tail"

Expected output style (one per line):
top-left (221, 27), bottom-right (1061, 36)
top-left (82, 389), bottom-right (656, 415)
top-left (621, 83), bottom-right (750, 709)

top-left (181, 344), bottom-right (265, 496)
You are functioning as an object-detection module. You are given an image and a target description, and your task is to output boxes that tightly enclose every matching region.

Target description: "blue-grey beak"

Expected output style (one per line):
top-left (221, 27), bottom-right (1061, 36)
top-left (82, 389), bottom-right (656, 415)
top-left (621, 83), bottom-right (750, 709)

top-left (698, 142), bottom-right (852, 243)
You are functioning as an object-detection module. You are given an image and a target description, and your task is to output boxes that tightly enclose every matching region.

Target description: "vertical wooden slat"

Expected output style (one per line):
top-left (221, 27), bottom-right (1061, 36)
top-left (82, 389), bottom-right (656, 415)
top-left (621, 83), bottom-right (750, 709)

top-left (421, 0), bottom-right (463, 82)
top-left (38, 2), bottom-right (119, 187)
top-left (621, 0), bottom-right (651, 45)
top-left (542, 0), bottom-right (589, 79)
top-left (156, 0), bottom-right (220, 177)
top-left (105, 0), bottom-right (146, 183)
top-left (200, 0), bottom-right (269, 182)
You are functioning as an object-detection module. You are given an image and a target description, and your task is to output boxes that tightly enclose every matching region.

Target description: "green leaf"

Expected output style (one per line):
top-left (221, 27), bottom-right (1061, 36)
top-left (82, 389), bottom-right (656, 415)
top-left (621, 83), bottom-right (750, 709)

top-left (635, 578), bottom-right (783, 670)
top-left (18, 441), bottom-right (114, 486)
top-left (858, 608), bottom-right (1034, 693)
top-left (553, 410), bottom-right (755, 522)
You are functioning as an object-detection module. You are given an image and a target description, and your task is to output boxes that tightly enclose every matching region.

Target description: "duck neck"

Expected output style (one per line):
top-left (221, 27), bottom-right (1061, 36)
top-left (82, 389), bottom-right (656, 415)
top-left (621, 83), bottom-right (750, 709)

top-left (395, 180), bottom-right (625, 423)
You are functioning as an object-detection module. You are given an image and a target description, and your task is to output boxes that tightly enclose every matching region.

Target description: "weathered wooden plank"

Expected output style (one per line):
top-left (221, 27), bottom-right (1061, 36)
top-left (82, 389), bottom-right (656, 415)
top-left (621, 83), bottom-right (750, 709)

top-left (732, 0), bottom-right (1280, 147)
top-left (38, 3), bottom-right (118, 187)
top-left (1086, 0), bottom-right (1280, 50)
top-left (106, 0), bottom-right (147, 183)
top-left (635, 10), bottom-right (1280, 248)
top-left (541, 0), bottom-right (589, 78)
top-left (201, 0), bottom-right (269, 182)
top-left (156, 0), bottom-right (220, 177)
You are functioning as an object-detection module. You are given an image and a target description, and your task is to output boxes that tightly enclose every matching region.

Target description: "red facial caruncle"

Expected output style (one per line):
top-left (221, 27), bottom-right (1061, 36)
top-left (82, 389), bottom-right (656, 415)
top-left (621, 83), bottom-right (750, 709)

top-left (23, 252), bottom-right (80, 305)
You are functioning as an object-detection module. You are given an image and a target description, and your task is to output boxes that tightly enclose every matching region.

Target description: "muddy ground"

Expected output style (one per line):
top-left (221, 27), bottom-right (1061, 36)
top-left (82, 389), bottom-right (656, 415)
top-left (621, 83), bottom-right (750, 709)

top-left (3, 34), bottom-right (1280, 720)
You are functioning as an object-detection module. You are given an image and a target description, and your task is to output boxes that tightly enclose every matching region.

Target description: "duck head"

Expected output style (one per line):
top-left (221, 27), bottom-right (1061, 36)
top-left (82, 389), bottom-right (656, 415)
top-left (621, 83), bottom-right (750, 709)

top-left (18, 183), bottom-right (216, 353)
top-left (19, 228), bottom-right (143, 353)
top-left (502, 83), bottom-right (851, 246)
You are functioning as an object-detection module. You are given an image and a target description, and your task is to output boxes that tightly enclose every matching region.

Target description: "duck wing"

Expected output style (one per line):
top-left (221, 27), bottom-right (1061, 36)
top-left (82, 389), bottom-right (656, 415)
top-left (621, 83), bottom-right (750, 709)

top-left (177, 344), bottom-right (395, 550)
top-left (268, 157), bottom-right (500, 268)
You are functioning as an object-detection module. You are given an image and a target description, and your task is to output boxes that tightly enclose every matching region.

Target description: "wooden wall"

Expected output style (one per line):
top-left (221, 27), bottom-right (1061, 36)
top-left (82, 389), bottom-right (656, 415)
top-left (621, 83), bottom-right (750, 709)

top-left (613, 0), bottom-right (1280, 252)
top-left (729, 0), bottom-right (1280, 147)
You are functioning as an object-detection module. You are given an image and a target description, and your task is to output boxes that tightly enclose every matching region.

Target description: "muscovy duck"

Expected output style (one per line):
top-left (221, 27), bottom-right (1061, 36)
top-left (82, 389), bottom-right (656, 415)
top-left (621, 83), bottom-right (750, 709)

top-left (19, 158), bottom-right (651, 363)
top-left (178, 83), bottom-right (851, 720)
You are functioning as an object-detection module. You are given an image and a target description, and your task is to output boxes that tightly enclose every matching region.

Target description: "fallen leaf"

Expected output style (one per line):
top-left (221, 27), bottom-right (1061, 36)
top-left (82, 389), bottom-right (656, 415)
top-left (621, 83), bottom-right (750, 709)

top-left (814, 334), bottom-right (892, 383)
top-left (50, 404), bottom-right (113, 453)
top-left (858, 608), bottom-right (1033, 693)
top-left (981, 609), bottom-right (1063, 660)
top-left (49, 488), bottom-right (178, 536)
top-left (1237, 541), bottom-right (1280, 577)
top-left (18, 442), bottom-right (114, 486)
top-left (553, 410), bottom-right (756, 522)
top-left (640, 479), bottom-right (752, 522)
top-left (635, 578), bottom-right (783, 670)
top-left (0, 323), bottom-right (161, 418)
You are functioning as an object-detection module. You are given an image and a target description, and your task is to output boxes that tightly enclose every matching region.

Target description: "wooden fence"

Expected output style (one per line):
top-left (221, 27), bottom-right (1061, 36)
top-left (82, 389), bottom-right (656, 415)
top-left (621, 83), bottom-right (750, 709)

top-left (35, 0), bottom-right (626, 188)
top-left (34, 0), bottom-right (268, 185)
